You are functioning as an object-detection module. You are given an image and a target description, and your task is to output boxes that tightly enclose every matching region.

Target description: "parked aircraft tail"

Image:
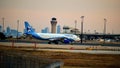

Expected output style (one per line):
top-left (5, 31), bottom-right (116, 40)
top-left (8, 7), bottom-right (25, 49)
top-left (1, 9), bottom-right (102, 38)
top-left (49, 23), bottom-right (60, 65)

top-left (24, 21), bottom-right (35, 34)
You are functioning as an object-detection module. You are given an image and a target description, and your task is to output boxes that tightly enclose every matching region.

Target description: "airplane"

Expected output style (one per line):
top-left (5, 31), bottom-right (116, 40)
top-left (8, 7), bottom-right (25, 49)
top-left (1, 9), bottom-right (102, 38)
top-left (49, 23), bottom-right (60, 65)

top-left (24, 21), bottom-right (80, 44)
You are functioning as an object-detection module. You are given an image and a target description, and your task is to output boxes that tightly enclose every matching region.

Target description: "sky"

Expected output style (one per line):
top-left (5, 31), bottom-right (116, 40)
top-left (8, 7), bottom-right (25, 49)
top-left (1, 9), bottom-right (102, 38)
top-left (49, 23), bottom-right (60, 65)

top-left (0, 0), bottom-right (120, 34)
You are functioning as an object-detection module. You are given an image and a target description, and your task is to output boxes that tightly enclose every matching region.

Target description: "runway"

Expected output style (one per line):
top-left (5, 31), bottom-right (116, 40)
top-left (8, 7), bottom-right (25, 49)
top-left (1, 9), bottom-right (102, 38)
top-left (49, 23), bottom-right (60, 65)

top-left (30, 49), bottom-right (120, 54)
top-left (0, 42), bottom-right (120, 54)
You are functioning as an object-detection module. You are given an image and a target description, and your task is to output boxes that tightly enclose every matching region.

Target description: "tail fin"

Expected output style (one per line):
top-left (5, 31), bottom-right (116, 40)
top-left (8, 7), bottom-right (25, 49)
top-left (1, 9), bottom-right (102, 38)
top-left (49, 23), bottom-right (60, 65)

top-left (24, 21), bottom-right (35, 34)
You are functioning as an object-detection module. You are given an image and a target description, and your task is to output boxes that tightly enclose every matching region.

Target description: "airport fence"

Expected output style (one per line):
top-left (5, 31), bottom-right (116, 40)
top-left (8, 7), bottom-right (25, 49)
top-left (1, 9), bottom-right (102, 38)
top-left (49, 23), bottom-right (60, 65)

top-left (0, 50), bottom-right (63, 68)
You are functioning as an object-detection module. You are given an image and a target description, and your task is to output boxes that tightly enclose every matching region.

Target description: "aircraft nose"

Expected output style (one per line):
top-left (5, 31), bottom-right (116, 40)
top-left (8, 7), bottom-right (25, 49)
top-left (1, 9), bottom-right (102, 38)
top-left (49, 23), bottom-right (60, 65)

top-left (76, 37), bottom-right (80, 41)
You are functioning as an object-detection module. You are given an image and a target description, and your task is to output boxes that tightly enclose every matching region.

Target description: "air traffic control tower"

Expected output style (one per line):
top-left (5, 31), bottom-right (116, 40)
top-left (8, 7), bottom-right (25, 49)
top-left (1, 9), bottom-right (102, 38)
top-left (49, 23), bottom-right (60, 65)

top-left (51, 17), bottom-right (57, 33)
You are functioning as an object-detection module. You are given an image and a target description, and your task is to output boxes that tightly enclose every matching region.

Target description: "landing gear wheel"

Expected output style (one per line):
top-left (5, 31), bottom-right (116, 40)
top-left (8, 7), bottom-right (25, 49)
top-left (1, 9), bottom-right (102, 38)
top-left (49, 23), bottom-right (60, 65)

top-left (55, 41), bottom-right (59, 44)
top-left (48, 41), bottom-right (51, 44)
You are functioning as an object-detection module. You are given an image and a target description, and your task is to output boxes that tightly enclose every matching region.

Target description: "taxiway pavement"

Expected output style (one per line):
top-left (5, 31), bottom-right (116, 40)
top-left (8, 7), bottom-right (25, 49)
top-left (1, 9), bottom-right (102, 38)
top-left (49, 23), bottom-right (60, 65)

top-left (0, 42), bottom-right (120, 54)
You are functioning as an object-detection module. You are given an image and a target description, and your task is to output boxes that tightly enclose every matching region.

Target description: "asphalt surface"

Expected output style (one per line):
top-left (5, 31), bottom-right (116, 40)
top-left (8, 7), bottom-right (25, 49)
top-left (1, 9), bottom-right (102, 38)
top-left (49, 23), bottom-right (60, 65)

top-left (0, 39), bottom-right (120, 46)
top-left (0, 42), bottom-right (120, 54)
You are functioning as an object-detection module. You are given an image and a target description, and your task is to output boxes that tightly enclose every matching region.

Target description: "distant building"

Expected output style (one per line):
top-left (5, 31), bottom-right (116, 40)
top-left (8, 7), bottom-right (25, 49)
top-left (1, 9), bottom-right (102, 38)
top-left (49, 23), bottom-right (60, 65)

top-left (51, 17), bottom-right (57, 33)
top-left (63, 26), bottom-right (70, 33)
top-left (41, 27), bottom-right (49, 33)
top-left (0, 25), bottom-right (23, 38)
top-left (57, 25), bottom-right (61, 33)
top-left (6, 26), bottom-right (11, 34)
top-left (41, 29), bottom-right (45, 33)
top-left (5, 28), bottom-right (22, 38)
top-left (70, 28), bottom-right (80, 34)
top-left (63, 26), bottom-right (80, 34)
top-left (10, 29), bottom-right (18, 38)
top-left (45, 27), bottom-right (49, 33)
top-left (6, 26), bottom-right (11, 37)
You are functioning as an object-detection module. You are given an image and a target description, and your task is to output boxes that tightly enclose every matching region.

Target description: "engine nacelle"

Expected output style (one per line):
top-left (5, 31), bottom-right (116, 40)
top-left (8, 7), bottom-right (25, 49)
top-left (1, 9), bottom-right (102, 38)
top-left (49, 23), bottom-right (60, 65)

top-left (63, 39), bottom-right (71, 44)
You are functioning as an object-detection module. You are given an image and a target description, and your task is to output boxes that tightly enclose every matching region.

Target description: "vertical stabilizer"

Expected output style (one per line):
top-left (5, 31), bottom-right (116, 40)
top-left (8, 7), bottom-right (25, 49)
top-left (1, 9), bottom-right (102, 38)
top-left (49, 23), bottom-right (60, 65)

top-left (24, 21), bottom-right (35, 34)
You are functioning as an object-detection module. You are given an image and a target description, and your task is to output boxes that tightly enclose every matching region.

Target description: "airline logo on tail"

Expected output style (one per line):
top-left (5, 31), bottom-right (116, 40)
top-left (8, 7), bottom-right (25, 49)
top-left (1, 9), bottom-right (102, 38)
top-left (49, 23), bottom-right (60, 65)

top-left (27, 26), bottom-right (31, 32)
top-left (24, 21), bottom-right (35, 34)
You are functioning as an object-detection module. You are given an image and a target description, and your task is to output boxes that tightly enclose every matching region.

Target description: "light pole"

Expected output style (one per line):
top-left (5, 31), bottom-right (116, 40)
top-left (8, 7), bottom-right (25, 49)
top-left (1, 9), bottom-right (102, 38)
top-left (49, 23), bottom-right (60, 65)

top-left (2, 17), bottom-right (5, 33)
top-left (104, 18), bottom-right (107, 43)
top-left (80, 16), bottom-right (84, 44)
top-left (75, 20), bottom-right (77, 34)
top-left (17, 20), bottom-right (19, 39)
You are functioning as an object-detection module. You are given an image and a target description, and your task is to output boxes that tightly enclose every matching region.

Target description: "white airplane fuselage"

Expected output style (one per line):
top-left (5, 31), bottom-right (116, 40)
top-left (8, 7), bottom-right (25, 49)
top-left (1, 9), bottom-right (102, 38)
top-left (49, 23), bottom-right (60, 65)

top-left (24, 21), bottom-right (80, 44)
